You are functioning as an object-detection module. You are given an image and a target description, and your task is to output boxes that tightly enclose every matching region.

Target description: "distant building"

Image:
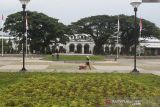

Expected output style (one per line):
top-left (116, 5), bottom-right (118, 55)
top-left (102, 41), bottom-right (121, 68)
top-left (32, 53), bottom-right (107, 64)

top-left (1, 31), bottom-right (160, 55)
top-left (142, 0), bottom-right (160, 2)
top-left (0, 31), bottom-right (16, 48)
top-left (0, 31), bottom-right (17, 53)
top-left (0, 32), bottom-right (13, 41)
top-left (65, 34), bottom-right (95, 54)
top-left (61, 34), bottom-right (160, 55)
top-left (139, 37), bottom-right (160, 55)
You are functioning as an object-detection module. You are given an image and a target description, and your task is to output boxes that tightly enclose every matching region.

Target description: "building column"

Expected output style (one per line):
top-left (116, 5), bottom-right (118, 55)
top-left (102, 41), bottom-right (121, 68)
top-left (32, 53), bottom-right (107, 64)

top-left (90, 44), bottom-right (94, 54)
top-left (109, 45), bottom-right (111, 54)
top-left (89, 44), bottom-right (92, 54)
top-left (119, 47), bottom-right (122, 54)
top-left (89, 46), bottom-right (91, 54)
top-left (103, 45), bottom-right (106, 53)
top-left (82, 44), bottom-right (84, 54)
top-left (65, 43), bottom-right (69, 53)
top-left (74, 44), bottom-right (77, 53)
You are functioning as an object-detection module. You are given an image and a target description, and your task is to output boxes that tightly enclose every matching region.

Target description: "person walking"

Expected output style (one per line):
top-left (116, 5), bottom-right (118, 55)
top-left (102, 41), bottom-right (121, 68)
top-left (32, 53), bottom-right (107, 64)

top-left (86, 56), bottom-right (91, 70)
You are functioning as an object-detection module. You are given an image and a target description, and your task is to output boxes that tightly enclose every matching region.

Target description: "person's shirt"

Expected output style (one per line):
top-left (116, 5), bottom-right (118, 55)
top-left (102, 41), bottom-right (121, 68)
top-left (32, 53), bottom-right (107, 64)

top-left (86, 57), bottom-right (90, 62)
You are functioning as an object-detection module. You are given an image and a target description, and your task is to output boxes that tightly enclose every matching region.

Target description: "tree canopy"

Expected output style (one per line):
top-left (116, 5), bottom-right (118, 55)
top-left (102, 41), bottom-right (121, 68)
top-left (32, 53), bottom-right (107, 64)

top-left (4, 11), bottom-right (69, 54)
top-left (3, 12), bottom-right (160, 55)
top-left (70, 15), bottom-right (160, 55)
top-left (119, 15), bottom-right (160, 54)
top-left (70, 15), bottom-right (117, 54)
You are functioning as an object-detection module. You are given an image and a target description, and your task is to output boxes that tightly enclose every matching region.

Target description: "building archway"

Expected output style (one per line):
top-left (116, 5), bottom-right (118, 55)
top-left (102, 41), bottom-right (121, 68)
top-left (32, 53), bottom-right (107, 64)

top-left (69, 44), bottom-right (75, 52)
top-left (84, 44), bottom-right (90, 54)
top-left (77, 44), bottom-right (82, 53)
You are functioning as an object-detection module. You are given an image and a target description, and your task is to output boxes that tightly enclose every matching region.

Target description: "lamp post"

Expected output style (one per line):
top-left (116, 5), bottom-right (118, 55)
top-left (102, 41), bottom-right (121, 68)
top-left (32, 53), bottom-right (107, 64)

top-left (19, 0), bottom-right (30, 71)
top-left (55, 38), bottom-right (60, 61)
top-left (130, 0), bottom-right (142, 72)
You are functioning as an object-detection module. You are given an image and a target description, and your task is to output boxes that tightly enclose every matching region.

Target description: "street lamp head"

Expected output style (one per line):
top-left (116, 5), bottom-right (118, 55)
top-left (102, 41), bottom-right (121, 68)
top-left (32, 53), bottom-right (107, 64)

top-left (19, 0), bottom-right (30, 5)
top-left (130, 0), bottom-right (142, 8)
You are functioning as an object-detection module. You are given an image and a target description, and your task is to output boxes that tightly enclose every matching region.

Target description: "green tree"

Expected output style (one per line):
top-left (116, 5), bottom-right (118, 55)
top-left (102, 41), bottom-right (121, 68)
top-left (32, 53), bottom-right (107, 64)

top-left (70, 15), bottom-right (117, 54)
top-left (119, 15), bottom-right (160, 55)
top-left (4, 11), bottom-right (69, 54)
top-left (70, 15), bottom-right (160, 55)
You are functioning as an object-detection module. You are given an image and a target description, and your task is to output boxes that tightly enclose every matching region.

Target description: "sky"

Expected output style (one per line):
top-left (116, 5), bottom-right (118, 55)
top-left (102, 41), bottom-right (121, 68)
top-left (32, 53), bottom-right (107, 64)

top-left (0, 0), bottom-right (160, 27)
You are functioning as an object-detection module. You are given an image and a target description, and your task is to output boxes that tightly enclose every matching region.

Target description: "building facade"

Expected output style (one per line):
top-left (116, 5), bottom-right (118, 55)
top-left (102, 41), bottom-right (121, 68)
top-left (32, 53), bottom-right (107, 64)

top-left (56, 34), bottom-right (123, 55)
top-left (59, 34), bottom-right (160, 56)
top-left (65, 34), bottom-right (95, 54)
top-left (139, 37), bottom-right (160, 55)
top-left (1, 31), bottom-right (160, 55)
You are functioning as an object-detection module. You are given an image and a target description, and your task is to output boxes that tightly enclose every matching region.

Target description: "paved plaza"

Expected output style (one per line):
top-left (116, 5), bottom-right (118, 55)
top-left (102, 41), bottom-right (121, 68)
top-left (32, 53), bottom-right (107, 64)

top-left (0, 56), bottom-right (159, 75)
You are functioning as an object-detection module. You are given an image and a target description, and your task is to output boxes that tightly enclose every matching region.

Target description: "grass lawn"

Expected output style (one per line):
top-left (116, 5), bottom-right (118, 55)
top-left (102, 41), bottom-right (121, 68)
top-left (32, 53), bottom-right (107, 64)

top-left (44, 55), bottom-right (105, 61)
top-left (0, 72), bottom-right (160, 107)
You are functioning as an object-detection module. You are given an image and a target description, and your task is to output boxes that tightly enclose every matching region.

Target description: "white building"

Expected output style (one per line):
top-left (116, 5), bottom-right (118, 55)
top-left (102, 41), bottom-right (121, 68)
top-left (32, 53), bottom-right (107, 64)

top-left (60, 34), bottom-right (160, 55)
top-left (139, 37), bottom-right (160, 55)
top-left (65, 34), bottom-right (95, 54)
top-left (1, 31), bottom-right (160, 55)
top-left (0, 31), bottom-right (15, 48)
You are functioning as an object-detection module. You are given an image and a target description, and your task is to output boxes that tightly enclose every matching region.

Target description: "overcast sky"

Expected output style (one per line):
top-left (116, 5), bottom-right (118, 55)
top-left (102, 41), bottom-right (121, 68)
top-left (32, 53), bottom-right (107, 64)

top-left (0, 0), bottom-right (160, 27)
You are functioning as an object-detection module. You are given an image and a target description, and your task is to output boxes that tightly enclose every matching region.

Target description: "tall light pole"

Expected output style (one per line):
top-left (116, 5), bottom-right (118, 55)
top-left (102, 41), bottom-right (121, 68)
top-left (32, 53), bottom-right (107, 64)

top-left (56, 38), bottom-right (60, 61)
top-left (130, 0), bottom-right (142, 72)
top-left (116, 16), bottom-right (120, 61)
top-left (1, 15), bottom-right (4, 57)
top-left (19, 0), bottom-right (30, 71)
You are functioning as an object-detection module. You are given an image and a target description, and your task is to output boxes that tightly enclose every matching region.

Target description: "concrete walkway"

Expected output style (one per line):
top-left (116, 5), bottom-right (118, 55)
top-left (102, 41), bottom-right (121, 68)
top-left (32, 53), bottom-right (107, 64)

top-left (0, 57), bottom-right (159, 76)
top-left (93, 65), bottom-right (142, 71)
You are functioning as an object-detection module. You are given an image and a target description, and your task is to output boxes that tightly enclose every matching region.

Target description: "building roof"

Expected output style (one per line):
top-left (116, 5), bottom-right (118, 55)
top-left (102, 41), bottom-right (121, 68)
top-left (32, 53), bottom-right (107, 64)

top-left (69, 34), bottom-right (93, 42)
top-left (141, 43), bottom-right (160, 48)
top-left (140, 37), bottom-right (160, 48)
top-left (0, 31), bottom-right (10, 36)
top-left (0, 31), bottom-right (14, 39)
top-left (139, 37), bottom-right (160, 43)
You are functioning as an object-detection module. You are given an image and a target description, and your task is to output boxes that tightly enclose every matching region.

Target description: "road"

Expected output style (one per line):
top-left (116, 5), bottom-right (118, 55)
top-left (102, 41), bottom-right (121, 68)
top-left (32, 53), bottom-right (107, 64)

top-left (0, 57), bottom-right (159, 75)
